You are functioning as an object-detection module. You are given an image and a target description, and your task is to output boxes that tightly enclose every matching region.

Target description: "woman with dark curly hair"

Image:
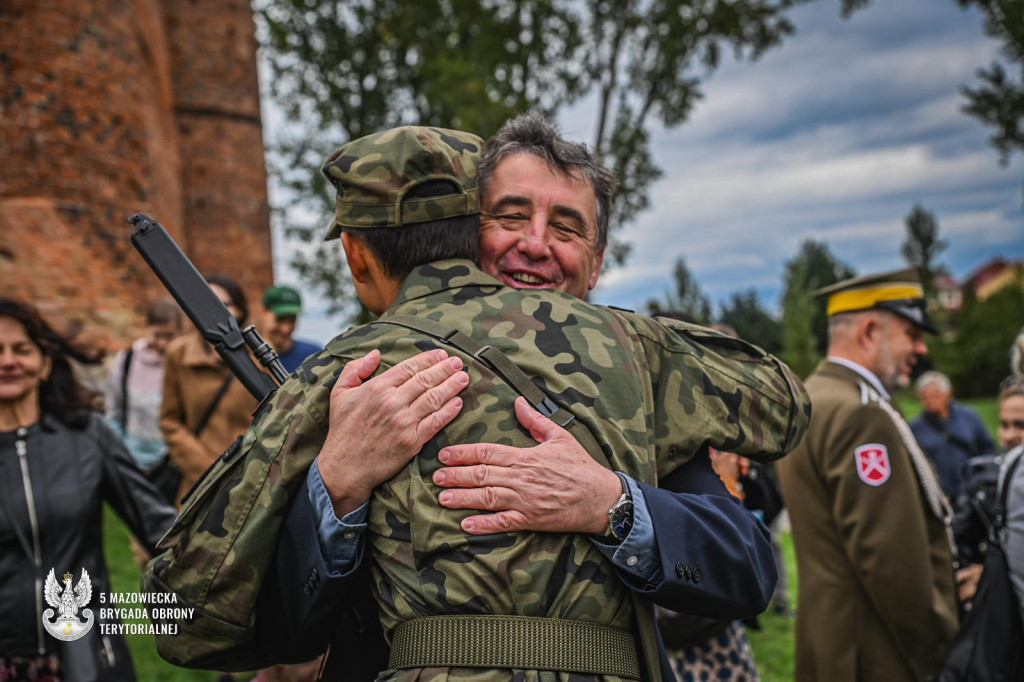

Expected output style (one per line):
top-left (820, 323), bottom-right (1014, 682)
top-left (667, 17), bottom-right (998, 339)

top-left (0, 298), bottom-right (176, 682)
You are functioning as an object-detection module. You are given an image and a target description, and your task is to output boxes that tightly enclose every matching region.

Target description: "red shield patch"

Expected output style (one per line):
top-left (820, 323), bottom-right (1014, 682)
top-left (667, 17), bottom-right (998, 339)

top-left (855, 444), bottom-right (890, 486)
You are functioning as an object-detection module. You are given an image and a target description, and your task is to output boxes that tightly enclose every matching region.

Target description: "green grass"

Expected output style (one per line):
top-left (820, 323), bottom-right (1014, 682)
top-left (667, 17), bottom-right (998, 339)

top-left (747, 532), bottom-right (797, 682)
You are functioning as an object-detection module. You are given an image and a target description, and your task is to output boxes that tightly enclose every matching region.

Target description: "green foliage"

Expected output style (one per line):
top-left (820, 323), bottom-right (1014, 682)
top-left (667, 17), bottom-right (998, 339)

top-left (718, 288), bottom-right (783, 354)
top-left (956, 0), bottom-right (1024, 195)
top-left (780, 240), bottom-right (855, 378)
top-left (900, 204), bottom-right (947, 300)
top-left (648, 256), bottom-right (713, 323)
top-left (929, 272), bottom-right (1024, 398)
top-left (257, 0), bottom-right (817, 317)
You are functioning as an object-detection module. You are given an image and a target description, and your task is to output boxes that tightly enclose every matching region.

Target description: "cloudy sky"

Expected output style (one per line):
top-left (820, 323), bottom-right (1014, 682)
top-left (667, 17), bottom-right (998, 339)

top-left (266, 0), bottom-right (1024, 343)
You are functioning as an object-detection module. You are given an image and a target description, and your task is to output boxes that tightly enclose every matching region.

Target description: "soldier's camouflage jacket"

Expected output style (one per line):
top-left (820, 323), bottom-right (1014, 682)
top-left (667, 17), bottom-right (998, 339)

top-left (150, 258), bottom-right (809, 680)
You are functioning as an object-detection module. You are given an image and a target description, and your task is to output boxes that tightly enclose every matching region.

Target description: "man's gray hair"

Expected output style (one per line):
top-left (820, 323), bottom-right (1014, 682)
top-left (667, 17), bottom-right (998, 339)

top-left (916, 370), bottom-right (952, 396)
top-left (479, 112), bottom-right (618, 250)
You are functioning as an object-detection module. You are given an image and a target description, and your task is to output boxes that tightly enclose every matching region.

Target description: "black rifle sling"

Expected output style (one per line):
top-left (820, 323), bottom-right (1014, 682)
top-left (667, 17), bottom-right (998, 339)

top-left (194, 374), bottom-right (234, 439)
top-left (379, 315), bottom-right (611, 469)
top-left (119, 347), bottom-right (135, 430)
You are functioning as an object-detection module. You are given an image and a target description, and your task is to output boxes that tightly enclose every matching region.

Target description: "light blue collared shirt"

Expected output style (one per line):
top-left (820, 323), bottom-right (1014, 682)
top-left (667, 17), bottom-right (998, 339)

top-left (307, 458), bottom-right (659, 582)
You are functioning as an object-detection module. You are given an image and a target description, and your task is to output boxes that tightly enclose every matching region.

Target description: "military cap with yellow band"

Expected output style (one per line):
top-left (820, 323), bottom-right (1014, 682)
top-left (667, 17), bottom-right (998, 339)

top-left (813, 266), bottom-right (937, 334)
top-left (320, 126), bottom-right (483, 240)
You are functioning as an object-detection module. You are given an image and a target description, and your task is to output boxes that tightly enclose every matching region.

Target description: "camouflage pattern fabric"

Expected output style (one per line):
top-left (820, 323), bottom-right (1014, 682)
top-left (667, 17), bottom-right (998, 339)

top-left (321, 126), bottom-right (482, 239)
top-left (143, 259), bottom-right (810, 678)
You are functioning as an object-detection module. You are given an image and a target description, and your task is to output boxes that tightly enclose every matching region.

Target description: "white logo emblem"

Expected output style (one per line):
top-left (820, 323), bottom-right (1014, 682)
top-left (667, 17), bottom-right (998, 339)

top-left (855, 444), bottom-right (891, 487)
top-left (42, 568), bottom-right (94, 641)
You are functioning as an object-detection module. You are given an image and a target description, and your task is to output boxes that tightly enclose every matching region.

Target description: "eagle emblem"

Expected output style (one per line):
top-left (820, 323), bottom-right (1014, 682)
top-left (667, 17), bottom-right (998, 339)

top-left (42, 568), bottom-right (94, 641)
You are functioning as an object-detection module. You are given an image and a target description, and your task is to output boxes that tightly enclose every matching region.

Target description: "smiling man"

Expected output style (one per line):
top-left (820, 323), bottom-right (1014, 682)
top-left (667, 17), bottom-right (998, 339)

top-left (778, 268), bottom-right (959, 682)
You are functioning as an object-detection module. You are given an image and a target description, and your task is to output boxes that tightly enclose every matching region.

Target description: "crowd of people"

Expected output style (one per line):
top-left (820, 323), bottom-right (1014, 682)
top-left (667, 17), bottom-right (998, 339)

top-left (1, 110), bottom-right (1021, 682)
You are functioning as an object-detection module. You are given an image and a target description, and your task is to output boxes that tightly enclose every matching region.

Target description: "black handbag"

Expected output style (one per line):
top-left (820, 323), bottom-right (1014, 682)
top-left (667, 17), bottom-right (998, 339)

top-left (938, 452), bottom-right (1024, 682)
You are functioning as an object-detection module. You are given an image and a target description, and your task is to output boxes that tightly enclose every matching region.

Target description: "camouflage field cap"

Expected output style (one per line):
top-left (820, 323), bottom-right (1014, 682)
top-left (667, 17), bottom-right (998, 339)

top-left (814, 266), bottom-right (938, 334)
top-left (321, 126), bottom-right (483, 240)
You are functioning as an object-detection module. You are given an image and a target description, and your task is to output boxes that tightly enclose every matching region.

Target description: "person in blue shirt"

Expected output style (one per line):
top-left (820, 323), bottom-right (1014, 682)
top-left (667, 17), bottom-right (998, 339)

top-left (910, 370), bottom-right (995, 498)
top-left (261, 285), bottom-right (322, 374)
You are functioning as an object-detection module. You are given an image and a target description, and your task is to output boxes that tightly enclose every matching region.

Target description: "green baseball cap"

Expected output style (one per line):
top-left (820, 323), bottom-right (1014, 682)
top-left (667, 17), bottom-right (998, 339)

top-left (263, 285), bottom-right (302, 316)
top-left (320, 126), bottom-right (483, 240)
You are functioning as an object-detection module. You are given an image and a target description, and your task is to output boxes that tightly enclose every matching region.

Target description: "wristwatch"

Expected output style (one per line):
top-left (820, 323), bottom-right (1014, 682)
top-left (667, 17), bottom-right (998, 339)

top-left (607, 472), bottom-right (634, 542)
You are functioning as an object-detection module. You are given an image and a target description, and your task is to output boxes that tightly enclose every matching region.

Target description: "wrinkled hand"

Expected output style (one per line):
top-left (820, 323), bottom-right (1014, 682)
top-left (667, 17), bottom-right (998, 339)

top-left (956, 563), bottom-right (984, 608)
top-left (319, 349), bottom-right (468, 517)
top-left (433, 397), bottom-right (622, 535)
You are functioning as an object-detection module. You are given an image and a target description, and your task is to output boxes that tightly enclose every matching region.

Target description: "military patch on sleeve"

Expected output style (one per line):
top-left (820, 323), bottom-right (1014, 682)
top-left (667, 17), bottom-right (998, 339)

top-left (855, 443), bottom-right (891, 486)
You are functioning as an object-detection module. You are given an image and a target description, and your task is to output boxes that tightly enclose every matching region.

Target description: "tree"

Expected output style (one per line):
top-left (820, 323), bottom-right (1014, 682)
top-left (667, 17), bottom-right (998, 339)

top-left (718, 289), bottom-right (782, 354)
top-left (956, 0), bottom-right (1024, 195)
top-left (780, 261), bottom-right (818, 379)
top-left (648, 256), bottom-right (712, 324)
top-left (930, 268), bottom-right (1024, 397)
top-left (258, 0), bottom-right (580, 314)
top-left (779, 240), bottom-right (856, 377)
top-left (257, 0), bottom-right (818, 315)
top-left (900, 204), bottom-right (947, 301)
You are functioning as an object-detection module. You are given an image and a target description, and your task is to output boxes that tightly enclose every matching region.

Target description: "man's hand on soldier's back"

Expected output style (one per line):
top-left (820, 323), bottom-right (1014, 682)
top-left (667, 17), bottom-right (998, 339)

top-left (318, 349), bottom-right (468, 517)
top-left (433, 397), bottom-right (623, 535)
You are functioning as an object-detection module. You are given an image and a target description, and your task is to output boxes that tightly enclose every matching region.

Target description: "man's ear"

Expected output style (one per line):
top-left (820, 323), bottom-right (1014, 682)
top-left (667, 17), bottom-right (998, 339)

top-left (341, 232), bottom-right (370, 283)
top-left (588, 246), bottom-right (606, 292)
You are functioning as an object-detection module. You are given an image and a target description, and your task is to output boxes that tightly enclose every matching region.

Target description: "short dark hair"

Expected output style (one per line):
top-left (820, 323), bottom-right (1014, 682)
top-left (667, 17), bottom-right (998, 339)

top-left (479, 112), bottom-right (618, 250)
top-left (0, 298), bottom-right (103, 429)
top-left (205, 273), bottom-right (249, 325)
top-left (342, 180), bottom-right (480, 281)
top-left (146, 299), bottom-right (181, 327)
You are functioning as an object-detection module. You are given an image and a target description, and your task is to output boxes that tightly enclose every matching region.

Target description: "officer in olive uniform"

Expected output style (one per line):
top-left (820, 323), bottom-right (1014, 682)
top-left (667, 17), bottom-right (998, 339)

top-left (778, 268), bottom-right (959, 682)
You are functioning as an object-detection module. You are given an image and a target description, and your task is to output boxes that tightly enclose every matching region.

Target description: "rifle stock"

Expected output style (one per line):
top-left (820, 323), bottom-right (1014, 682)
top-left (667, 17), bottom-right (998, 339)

top-left (128, 212), bottom-right (285, 401)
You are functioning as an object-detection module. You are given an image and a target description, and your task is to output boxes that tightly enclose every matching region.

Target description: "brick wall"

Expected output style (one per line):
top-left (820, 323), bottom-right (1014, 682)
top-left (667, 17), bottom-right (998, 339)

top-left (0, 0), bottom-right (271, 346)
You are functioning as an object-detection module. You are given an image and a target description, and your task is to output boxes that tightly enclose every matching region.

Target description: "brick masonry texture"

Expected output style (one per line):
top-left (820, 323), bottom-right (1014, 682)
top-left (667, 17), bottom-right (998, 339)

top-left (0, 0), bottom-right (272, 347)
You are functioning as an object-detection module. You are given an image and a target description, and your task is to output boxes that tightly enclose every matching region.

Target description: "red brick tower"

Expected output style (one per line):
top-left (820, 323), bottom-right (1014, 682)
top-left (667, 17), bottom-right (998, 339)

top-left (0, 0), bottom-right (272, 344)
top-left (163, 0), bottom-right (273, 301)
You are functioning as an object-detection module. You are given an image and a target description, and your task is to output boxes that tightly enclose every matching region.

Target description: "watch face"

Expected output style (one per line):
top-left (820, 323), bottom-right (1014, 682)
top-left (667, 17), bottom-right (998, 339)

top-left (610, 499), bottom-right (634, 540)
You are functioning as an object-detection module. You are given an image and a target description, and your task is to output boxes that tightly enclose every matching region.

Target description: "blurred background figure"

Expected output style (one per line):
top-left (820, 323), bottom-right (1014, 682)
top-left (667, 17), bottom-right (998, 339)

top-left (999, 373), bottom-right (1024, 623)
top-left (105, 299), bottom-right (182, 569)
top-left (260, 285), bottom-right (322, 374)
top-left (160, 274), bottom-right (259, 505)
top-left (911, 370), bottom-right (995, 499)
top-left (106, 299), bottom-right (182, 491)
top-left (710, 321), bottom-right (791, 617)
top-left (0, 298), bottom-right (175, 681)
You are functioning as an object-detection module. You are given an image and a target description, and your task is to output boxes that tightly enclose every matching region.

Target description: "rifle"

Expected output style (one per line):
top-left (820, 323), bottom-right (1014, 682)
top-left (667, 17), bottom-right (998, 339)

top-left (128, 212), bottom-right (287, 401)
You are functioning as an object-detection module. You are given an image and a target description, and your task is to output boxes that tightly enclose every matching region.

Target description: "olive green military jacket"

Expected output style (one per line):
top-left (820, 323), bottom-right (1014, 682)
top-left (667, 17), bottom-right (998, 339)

top-left (247, 260), bottom-right (809, 682)
top-left (778, 360), bottom-right (958, 682)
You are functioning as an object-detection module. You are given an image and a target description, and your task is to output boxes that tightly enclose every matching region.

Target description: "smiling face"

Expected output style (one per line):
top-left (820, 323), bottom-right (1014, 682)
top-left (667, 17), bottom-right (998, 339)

top-left (478, 154), bottom-right (605, 300)
top-left (0, 316), bottom-right (51, 412)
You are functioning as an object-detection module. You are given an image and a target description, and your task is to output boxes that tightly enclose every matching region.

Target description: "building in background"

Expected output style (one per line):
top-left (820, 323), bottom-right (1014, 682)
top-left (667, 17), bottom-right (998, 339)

top-left (0, 0), bottom-right (272, 346)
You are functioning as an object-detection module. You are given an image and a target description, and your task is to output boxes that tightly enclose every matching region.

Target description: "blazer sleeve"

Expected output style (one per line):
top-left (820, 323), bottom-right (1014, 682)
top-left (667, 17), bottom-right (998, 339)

top-left (626, 449), bottom-right (777, 619)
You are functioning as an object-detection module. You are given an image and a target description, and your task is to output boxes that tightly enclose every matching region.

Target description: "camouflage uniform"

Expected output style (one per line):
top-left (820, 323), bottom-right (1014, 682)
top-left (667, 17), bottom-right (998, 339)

top-left (146, 127), bottom-right (809, 680)
top-left (238, 256), bottom-right (808, 682)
